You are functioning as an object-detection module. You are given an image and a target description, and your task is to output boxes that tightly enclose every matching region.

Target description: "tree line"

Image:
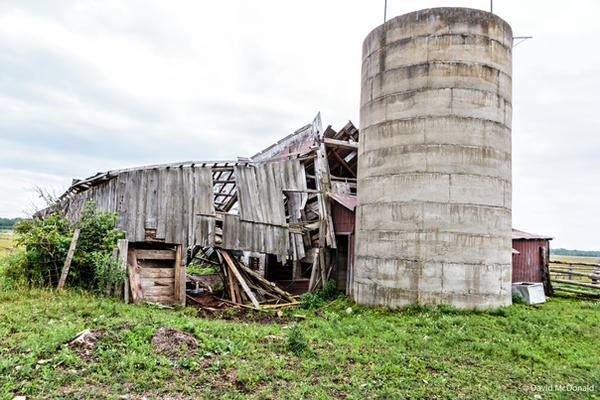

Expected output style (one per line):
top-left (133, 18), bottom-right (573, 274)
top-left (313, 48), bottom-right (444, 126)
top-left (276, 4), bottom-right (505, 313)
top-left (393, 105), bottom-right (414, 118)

top-left (0, 218), bottom-right (21, 230)
top-left (551, 248), bottom-right (600, 257)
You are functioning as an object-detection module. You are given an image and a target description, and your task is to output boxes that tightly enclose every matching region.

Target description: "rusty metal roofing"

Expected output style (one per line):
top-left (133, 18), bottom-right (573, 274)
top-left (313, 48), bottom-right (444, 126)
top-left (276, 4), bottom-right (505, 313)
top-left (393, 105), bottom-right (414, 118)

top-left (328, 193), bottom-right (357, 211)
top-left (512, 229), bottom-right (553, 240)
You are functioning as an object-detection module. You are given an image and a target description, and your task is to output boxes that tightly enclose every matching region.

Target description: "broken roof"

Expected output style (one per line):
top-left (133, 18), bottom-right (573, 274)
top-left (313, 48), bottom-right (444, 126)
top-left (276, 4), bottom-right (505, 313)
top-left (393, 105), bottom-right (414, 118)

top-left (328, 192), bottom-right (357, 211)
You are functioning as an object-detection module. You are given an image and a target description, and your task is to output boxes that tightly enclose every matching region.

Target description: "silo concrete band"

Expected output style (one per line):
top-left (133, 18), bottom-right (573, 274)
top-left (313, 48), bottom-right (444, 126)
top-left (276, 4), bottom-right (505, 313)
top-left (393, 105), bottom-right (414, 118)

top-left (354, 8), bottom-right (513, 308)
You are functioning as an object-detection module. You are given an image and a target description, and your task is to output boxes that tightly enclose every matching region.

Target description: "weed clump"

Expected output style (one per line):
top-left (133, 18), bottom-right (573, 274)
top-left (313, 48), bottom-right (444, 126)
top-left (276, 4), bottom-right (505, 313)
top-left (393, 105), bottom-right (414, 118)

top-left (285, 325), bottom-right (310, 356)
top-left (299, 279), bottom-right (339, 308)
top-left (512, 293), bottom-right (525, 304)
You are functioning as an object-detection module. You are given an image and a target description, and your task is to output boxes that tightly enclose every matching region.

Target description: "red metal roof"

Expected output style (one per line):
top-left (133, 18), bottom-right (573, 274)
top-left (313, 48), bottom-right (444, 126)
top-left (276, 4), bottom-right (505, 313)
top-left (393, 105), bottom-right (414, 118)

top-left (512, 229), bottom-right (553, 240)
top-left (328, 193), bottom-right (357, 211)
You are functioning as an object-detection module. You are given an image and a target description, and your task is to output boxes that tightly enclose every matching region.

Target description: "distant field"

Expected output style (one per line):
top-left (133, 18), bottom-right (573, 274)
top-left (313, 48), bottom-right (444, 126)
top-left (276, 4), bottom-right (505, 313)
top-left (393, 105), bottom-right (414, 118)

top-left (551, 255), bottom-right (600, 264)
top-left (0, 230), bottom-right (17, 256)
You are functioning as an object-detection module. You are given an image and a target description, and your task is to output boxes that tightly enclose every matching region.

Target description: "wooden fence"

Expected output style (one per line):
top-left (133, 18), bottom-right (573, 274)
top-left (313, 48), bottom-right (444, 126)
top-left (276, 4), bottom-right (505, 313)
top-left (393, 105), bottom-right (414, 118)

top-left (549, 259), bottom-right (600, 298)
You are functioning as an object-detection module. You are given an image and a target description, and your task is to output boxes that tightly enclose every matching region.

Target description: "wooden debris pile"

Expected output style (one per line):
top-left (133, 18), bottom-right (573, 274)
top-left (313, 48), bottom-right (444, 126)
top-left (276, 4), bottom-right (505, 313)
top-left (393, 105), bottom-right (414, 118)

top-left (215, 249), bottom-right (298, 310)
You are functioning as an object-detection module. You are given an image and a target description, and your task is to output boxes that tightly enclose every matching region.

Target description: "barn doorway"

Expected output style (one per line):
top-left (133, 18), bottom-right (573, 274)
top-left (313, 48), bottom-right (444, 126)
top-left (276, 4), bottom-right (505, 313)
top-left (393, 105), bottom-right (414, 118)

top-left (127, 242), bottom-right (183, 304)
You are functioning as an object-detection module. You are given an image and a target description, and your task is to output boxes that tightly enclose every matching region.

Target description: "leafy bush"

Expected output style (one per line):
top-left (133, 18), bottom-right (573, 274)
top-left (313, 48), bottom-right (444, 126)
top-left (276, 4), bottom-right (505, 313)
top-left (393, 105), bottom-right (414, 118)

top-left (299, 279), bottom-right (339, 308)
top-left (8, 201), bottom-right (124, 291)
top-left (13, 213), bottom-right (72, 285)
top-left (0, 251), bottom-right (28, 289)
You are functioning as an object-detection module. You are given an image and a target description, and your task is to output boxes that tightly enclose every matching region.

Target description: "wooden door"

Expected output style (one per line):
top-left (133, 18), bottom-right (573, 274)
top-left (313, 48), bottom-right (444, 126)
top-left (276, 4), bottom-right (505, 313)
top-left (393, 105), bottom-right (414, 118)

top-left (127, 245), bottom-right (182, 304)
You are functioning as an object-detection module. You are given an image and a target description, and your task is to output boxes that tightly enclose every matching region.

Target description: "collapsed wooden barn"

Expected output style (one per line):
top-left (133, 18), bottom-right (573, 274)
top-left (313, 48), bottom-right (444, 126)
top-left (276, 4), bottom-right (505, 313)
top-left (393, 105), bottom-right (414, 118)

top-left (44, 114), bottom-right (359, 306)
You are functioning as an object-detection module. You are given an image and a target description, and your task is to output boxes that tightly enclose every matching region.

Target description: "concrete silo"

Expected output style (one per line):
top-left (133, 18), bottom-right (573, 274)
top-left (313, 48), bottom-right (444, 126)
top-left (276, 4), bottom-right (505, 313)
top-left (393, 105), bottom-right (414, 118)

top-left (354, 8), bottom-right (513, 308)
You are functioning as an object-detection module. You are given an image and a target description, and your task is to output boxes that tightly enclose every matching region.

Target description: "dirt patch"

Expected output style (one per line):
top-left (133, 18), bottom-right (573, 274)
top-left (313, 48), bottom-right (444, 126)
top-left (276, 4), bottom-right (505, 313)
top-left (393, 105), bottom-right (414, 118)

top-left (186, 293), bottom-right (225, 308)
top-left (196, 308), bottom-right (297, 324)
top-left (151, 327), bottom-right (197, 360)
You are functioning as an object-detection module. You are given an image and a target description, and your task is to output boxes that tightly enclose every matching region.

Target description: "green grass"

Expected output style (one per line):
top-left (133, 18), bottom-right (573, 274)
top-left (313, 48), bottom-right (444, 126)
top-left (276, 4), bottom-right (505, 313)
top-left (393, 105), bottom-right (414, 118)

top-left (0, 289), bottom-right (599, 399)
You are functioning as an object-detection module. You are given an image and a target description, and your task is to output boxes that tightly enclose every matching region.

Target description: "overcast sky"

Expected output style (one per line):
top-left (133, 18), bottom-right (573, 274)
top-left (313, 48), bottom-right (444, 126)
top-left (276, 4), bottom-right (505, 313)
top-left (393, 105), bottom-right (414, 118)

top-left (1, 0), bottom-right (598, 250)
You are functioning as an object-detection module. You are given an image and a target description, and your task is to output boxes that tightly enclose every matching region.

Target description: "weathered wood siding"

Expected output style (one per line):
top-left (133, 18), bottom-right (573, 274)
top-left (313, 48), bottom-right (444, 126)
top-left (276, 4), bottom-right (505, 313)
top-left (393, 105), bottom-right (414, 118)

top-left (232, 159), bottom-right (307, 255)
top-left (222, 214), bottom-right (289, 255)
top-left (56, 159), bottom-right (306, 257)
top-left (60, 167), bottom-right (215, 252)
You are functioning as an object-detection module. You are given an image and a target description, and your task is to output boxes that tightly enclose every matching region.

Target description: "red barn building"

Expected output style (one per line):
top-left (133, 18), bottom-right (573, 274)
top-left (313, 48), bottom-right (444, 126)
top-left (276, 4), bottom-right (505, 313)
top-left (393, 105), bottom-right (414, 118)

top-left (512, 229), bottom-right (553, 283)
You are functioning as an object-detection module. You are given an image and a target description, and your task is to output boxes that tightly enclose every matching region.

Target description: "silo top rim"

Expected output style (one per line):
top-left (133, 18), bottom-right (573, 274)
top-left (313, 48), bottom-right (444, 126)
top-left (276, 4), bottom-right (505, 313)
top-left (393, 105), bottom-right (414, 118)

top-left (363, 7), bottom-right (513, 48)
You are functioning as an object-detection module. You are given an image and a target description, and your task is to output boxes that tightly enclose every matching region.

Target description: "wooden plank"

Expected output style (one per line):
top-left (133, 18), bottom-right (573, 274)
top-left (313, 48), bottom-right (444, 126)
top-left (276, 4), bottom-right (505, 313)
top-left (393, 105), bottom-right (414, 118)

top-left (549, 260), bottom-right (600, 267)
top-left (219, 250), bottom-right (260, 309)
top-left (135, 169), bottom-right (147, 242)
top-left (142, 286), bottom-right (175, 296)
top-left (552, 286), bottom-right (600, 297)
top-left (165, 169), bottom-right (180, 244)
top-left (117, 239), bottom-right (129, 302)
top-left (115, 173), bottom-right (128, 237)
top-left (182, 167), bottom-right (193, 253)
top-left (235, 258), bottom-right (297, 303)
top-left (156, 168), bottom-right (168, 240)
top-left (174, 244), bottom-right (183, 304)
top-left (324, 137), bottom-right (359, 151)
top-left (319, 247), bottom-right (327, 287)
top-left (57, 228), bottom-right (80, 290)
top-left (314, 129), bottom-right (336, 250)
top-left (549, 265), bottom-right (599, 271)
top-left (308, 248), bottom-right (320, 292)
top-left (550, 279), bottom-right (600, 290)
top-left (140, 277), bottom-right (175, 287)
top-left (137, 259), bottom-right (175, 268)
top-left (261, 302), bottom-right (300, 309)
top-left (144, 295), bottom-right (176, 303)
top-left (127, 249), bottom-right (144, 303)
top-left (330, 149), bottom-right (357, 178)
top-left (144, 168), bottom-right (159, 230)
top-left (125, 171), bottom-right (139, 241)
top-left (135, 249), bottom-right (176, 260)
top-left (194, 167), bottom-right (216, 247)
top-left (549, 270), bottom-right (600, 279)
top-left (138, 268), bottom-right (175, 278)
top-left (227, 266), bottom-right (236, 302)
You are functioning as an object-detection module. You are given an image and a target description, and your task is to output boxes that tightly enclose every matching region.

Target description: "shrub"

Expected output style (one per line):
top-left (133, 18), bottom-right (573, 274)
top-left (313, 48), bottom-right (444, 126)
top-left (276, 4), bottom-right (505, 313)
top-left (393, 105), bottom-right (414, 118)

top-left (13, 213), bottom-right (72, 285)
top-left (8, 201), bottom-right (124, 291)
top-left (299, 279), bottom-right (339, 308)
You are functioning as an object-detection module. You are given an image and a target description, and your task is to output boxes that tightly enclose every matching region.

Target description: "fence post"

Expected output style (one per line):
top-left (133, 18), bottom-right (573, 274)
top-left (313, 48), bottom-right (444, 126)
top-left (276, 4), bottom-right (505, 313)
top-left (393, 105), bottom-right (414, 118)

top-left (568, 263), bottom-right (573, 281)
top-left (540, 246), bottom-right (553, 296)
top-left (57, 228), bottom-right (80, 291)
top-left (117, 239), bottom-right (129, 303)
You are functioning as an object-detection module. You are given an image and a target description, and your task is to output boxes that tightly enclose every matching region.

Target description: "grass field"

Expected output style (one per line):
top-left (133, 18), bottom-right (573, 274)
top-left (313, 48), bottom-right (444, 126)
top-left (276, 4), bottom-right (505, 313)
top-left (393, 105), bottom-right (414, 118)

top-left (0, 288), bottom-right (598, 399)
top-left (0, 230), bottom-right (16, 256)
top-left (551, 255), bottom-right (600, 264)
